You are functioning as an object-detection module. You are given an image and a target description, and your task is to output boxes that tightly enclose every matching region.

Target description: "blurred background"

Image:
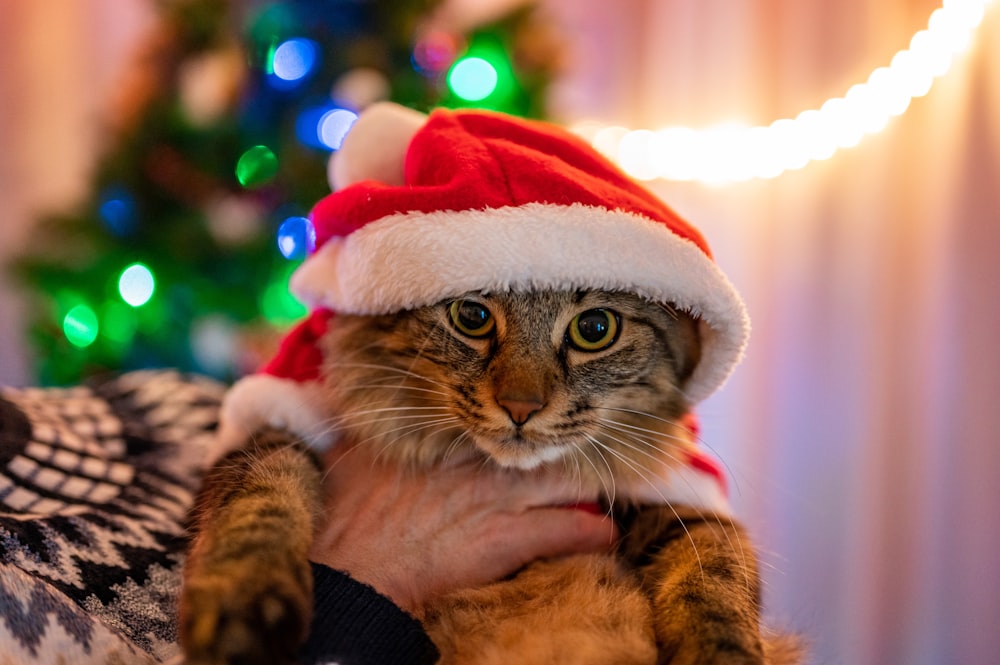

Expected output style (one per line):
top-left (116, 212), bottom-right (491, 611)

top-left (1, 0), bottom-right (997, 663)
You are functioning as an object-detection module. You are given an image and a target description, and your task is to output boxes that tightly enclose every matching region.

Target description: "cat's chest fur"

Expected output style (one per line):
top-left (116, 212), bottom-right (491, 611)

top-left (425, 553), bottom-right (656, 665)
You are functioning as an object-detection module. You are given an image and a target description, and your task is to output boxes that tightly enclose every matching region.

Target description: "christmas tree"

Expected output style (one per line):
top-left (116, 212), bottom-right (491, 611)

top-left (13, 0), bottom-right (558, 385)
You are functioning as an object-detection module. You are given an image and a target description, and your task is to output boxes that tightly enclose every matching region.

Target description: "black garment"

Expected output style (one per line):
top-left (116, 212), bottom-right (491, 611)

top-left (301, 563), bottom-right (440, 665)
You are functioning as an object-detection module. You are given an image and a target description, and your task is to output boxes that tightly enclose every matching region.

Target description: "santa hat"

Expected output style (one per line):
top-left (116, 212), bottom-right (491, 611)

top-left (215, 102), bottom-right (749, 465)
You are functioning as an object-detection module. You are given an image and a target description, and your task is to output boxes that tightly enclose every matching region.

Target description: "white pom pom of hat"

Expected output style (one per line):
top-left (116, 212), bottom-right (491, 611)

top-left (327, 102), bottom-right (426, 190)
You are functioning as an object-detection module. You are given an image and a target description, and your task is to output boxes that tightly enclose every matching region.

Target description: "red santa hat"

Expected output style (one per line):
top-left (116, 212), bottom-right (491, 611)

top-left (216, 103), bottom-right (749, 465)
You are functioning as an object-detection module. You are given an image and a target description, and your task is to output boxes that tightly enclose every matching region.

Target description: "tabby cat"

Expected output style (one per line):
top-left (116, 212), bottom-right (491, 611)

top-left (179, 289), bottom-right (800, 665)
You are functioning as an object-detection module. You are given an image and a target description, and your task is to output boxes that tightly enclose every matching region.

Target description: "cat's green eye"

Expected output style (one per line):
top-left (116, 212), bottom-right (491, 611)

top-left (567, 309), bottom-right (619, 351)
top-left (448, 300), bottom-right (496, 337)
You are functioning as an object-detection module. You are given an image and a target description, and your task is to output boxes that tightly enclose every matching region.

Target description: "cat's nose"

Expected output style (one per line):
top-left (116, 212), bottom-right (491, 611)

top-left (497, 398), bottom-right (544, 425)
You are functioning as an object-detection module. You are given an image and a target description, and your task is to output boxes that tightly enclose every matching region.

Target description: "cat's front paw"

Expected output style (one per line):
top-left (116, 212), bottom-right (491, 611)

top-left (179, 562), bottom-right (312, 665)
top-left (664, 634), bottom-right (766, 665)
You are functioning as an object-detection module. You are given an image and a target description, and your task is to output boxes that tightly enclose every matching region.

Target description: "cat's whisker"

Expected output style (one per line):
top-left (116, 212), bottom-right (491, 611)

top-left (592, 423), bottom-right (750, 580)
top-left (594, 420), bottom-right (751, 583)
top-left (594, 427), bottom-right (666, 455)
top-left (591, 423), bottom-right (673, 470)
top-left (584, 433), bottom-right (706, 578)
top-left (707, 509), bottom-right (753, 595)
top-left (331, 405), bottom-right (454, 419)
top-left (472, 454), bottom-right (497, 476)
top-left (441, 430), bottom-right (477, 465)
top-left (595, 427), bottom-right (683, 463)
top-left (363, 416), bottom-right (465, 460)
top-left (599, 406), bottom-right (680, 426)
top-left (599, 417), bottom-right (690, 446)
top-left (316, 406), bottom-right (453, 434)
top-left (598, 417), bottom-right (744, 509)
top-left (573, 439), bottom-right (616, 518)
top-left (565, 452), bottom-right (584, 508)
top-left (343, 378), bottom-right (453, 395)
top-left (597, 409), bottom-right (701, 457)
top-left (309, 406), bottom-right (461, 456)
top-left (602, 407), bottom-right (739, 485)
top-left (325, 361), bottom-right (453, 391)
top-left (595, 421), bottom-right (700, 477)
top-left (573, 452), bottom-right (598, 512)
top-left (363, 415), bottom-right (462, 443)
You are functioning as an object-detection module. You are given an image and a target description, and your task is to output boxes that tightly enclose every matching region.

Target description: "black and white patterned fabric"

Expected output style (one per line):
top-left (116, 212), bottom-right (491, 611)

top-left (0, 370), bottom-right (224, 664)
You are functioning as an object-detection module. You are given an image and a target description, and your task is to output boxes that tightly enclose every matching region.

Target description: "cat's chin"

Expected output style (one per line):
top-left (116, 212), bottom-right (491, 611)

top-left (474, 438), bottom-right (570, 470)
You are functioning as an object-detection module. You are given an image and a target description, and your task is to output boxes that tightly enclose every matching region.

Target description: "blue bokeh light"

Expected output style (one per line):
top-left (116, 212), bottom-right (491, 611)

top-left (295, 105), bottom-right (331, 149)
top-left (319, 109), bottom-right (358, 150)
top-left (277, 216), bottom-right (316, 260)
top-left (98, 187), bottom-right (137, 236)
top-left (271, 38), bottom-right (319, 82)
top-left (295, 105), bottom-right (358, 151)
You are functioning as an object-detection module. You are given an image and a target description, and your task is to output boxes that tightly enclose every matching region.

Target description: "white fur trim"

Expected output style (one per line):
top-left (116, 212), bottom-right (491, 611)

top-left (329, 101), bottom-right (426, 190)
top-left (290, 202), bottom-right (749, 404)
top-left (212, 375), bottom-right (336, 464)
top-left (621, 462), bottom-right (731, 515)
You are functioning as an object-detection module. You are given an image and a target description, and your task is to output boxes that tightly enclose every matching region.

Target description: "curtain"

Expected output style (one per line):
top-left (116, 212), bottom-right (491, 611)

top-left (543, 1), bottom-right (1000, 663)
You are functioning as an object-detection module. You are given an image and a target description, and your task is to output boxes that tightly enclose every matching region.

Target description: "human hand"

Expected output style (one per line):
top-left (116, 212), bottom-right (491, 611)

top-left (308, 444), bottom-right (618, 617)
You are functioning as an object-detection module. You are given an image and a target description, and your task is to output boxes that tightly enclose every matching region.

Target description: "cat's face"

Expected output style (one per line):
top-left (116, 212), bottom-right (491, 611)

top-left (320, 290), bottom-right (701, 491)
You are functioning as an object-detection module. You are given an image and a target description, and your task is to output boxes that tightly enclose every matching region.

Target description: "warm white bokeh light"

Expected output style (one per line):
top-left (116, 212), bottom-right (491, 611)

top-left (574, 0), bottom-right (993, 184)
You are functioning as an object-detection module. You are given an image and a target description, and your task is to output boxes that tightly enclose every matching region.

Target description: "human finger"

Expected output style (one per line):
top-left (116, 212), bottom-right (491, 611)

top-left (465, 505), bottom-right (619, 579)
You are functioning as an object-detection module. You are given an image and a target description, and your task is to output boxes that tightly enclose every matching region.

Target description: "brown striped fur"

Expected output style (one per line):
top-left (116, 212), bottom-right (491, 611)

top-left (180, 290), bottom-right (802, 664)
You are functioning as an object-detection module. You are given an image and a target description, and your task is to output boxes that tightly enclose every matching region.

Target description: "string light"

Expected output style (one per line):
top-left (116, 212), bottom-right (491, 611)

top-left (236, 145), bottom-right (279, 187)
top-left (98, 186), bottom-right (137, 236)
top-left (101, 301), bottom-right (137, 346)
top-left (118, 263), bottom-right (156, 307)
top-left (295, 105), bottom-right (334, 150)
top-left (270, 38), bottom-right (318, 82)
top-left (276, 216), bottom-right (316, 259)
top-left (318, 109), bottom-right (358, 150)
top-left (295, 106), bottom-right (358, 151)
top-left (412, 31), bottom-right (459, 76)
top-left (63, 304), bottom-right (99, 348)
top-left (448, 57), bottom-right (499, 101)
top-left (261, 267), bottom-right (307, 324)
top-left (573, 0), bottom-right (993, 183)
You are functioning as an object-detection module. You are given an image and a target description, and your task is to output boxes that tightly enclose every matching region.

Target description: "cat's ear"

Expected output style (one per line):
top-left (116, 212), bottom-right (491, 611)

top-left (670, 311), bottom-right (704, 388)
top-left (327, 102), bottom-right (427, 191)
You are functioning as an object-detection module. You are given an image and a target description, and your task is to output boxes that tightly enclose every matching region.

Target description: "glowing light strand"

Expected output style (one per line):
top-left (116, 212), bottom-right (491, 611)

top-left (573, 0), bottom-right (993, 183)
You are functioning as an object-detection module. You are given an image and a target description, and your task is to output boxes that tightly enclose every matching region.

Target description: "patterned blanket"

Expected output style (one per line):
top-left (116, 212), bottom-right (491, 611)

top-left (0, 370), bottom-right (224, 664)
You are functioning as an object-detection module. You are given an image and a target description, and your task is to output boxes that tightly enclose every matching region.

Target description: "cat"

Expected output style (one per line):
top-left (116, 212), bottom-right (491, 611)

top-left (179, 289), bottom-right (801, 664)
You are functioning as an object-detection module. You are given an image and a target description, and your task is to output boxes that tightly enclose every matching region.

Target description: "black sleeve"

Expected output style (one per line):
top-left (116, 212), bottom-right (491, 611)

top-left (300, 562), bottom-right (441, 665)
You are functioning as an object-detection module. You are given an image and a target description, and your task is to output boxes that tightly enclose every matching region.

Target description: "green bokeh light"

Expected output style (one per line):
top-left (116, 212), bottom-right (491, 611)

top-left (447, 57), bottom-right (499, 101)
top-left (236, 145), bottom-right (279, 188)
top-left (101, 301), bottom-right (137, 346)
top-left (63, 304), bottom-right (99, 348)
top-left (261, 270), bottom-right (307, 325)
